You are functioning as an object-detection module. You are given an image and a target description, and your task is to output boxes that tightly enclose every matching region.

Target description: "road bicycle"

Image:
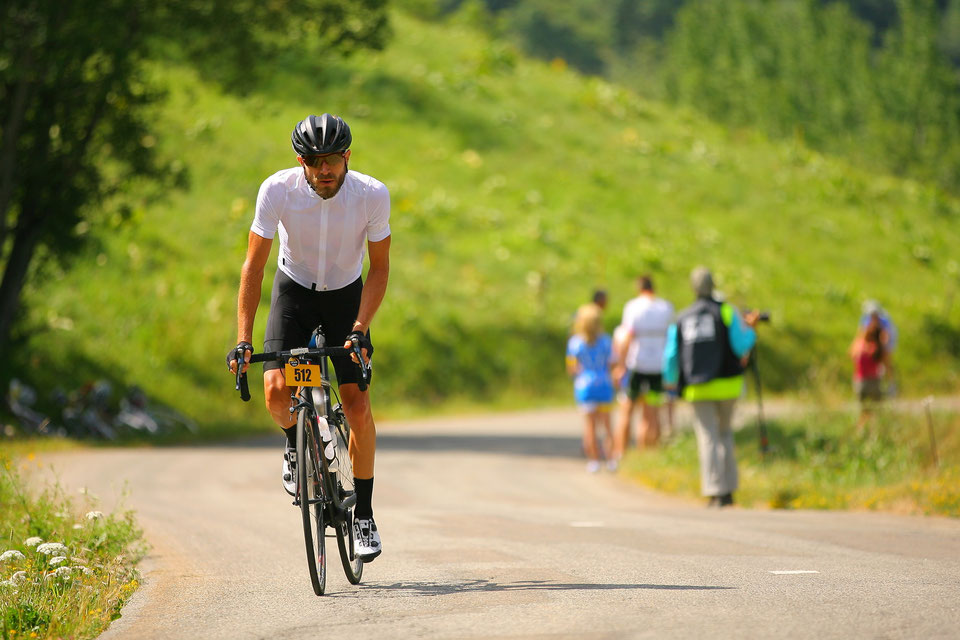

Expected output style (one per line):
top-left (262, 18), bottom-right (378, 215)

top-left (233, 326), bottom-right (370, 595)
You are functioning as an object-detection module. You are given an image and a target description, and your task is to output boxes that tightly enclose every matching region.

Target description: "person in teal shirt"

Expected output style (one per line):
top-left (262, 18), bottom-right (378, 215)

top-left (662, 267), bottom-right (760, 506)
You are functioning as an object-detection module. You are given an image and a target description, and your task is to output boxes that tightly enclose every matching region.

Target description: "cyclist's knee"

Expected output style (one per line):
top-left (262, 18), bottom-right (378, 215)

top-left (339, 385), bottom-right (371, 419)
top-left (263, 370), bottom-right (290, 410)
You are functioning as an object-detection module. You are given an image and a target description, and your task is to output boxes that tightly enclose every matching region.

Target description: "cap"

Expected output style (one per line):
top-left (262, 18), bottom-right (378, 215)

top-left (690, 266), bottom-right (714, 297)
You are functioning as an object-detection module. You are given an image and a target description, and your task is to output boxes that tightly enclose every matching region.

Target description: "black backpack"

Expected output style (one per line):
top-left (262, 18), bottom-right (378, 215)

top-left (676, 297), bottom-right (744, 390)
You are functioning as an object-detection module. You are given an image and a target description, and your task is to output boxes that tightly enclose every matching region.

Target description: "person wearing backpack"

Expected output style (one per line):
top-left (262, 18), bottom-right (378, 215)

top-left (662, 267), bottom-right (761, 507)
top-left (849, 313), bottom-right (890, 432)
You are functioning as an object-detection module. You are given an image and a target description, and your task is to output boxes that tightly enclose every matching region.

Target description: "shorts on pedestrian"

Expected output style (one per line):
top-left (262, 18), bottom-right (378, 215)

top-left (578, 402), bottom-right (612, 414)
top-left (627, 371), bottom-right (664, 405)
top-left (854, 377), bottom-right (884, 403)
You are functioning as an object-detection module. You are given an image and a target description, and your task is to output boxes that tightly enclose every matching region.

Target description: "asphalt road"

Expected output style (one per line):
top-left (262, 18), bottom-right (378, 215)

top-left (36, 408), bottom-right (960, 639)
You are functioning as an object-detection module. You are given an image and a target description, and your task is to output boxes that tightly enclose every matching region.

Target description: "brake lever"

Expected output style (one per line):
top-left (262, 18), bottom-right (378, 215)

top-left (350, 342), bottom-right (370, 392)
top-left (235, 346), bottom-right (251, 402)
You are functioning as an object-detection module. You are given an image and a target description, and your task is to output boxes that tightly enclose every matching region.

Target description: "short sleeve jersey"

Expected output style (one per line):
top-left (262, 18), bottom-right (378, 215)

top-left (621, 295), bottom-right (675, 374)
top-left (251, 168), bottom-right (391, 291)
top-left (566, 334), bottom-right (615, 404)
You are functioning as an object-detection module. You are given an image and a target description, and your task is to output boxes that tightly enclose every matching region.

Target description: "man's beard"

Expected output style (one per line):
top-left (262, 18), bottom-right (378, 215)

top-left (305, 162), bottom-right (348, 199)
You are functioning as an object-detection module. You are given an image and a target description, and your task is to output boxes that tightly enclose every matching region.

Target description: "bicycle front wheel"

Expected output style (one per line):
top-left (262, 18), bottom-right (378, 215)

top-left (298, 407), bottom-right (326, 595)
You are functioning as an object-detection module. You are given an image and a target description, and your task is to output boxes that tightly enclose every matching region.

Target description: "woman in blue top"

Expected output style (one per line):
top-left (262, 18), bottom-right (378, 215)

top-left (566, 304), bottom-right (616, 472)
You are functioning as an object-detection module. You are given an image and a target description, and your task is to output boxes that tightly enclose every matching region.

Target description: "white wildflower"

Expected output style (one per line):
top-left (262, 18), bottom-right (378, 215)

top-left (49, 556), bottom-right (68, 566)
top-left (36, 542), bottom-right (68, 556)
top-left (73, 565), bottom-right (94, 576)
top-left (55, 566), bottom-right (73, 579)
top-left (0, 580), bottom-right (14, 589)
top-left (0, 550), bottom-right (25, 563)
top-left (85, 511), bottom-right (104, 520)
top-left (73, 524), bottom-right (83, 530)
top-left (10, 570), bottom-right (28, 584)
top-left (24, 536), bottom-right (43, 547)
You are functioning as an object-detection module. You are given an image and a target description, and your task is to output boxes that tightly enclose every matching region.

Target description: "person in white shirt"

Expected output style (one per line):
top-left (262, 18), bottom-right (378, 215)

top-left (613, 275), bottom-right (674, 457)
top-left (227, 114), bottom-right (388, 562)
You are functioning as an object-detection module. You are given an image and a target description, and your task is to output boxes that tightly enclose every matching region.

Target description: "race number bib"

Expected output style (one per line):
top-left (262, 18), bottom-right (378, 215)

top-left (284, 358), bottom-right (322, 387)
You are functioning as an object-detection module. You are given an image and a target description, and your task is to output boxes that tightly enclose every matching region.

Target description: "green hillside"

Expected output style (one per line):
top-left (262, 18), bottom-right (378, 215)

top-left (12, 10), bottom-right (960, 436)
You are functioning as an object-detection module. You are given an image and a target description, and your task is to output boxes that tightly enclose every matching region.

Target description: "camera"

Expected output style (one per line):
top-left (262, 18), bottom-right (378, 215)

top-left (748, 310), bottom-right (771, 323)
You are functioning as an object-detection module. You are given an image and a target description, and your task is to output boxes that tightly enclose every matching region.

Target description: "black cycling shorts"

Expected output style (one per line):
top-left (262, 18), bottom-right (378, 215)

top-left (263, 269), bottom-right (370, 387)
top-left (627, 371), bottom-right (663, 401)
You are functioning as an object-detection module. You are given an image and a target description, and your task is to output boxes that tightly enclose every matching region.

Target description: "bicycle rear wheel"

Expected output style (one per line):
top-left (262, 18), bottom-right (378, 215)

top-left (330, 409), bottom-right (362, 584)
top-left (298, 407), bottom-right (326, 595)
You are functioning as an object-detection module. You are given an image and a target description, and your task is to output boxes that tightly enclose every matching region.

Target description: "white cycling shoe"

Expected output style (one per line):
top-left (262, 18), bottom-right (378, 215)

top-left (281, 446), bottom-right (296, 497)
top-left (353, 517), bottom-right (382, 562)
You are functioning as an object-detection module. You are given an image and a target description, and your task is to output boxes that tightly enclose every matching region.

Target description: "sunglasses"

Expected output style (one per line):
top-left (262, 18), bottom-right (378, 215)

top-left (301, 152), bottom-right (346, 168)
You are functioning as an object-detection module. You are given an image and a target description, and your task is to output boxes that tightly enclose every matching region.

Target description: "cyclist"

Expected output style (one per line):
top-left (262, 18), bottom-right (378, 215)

top-left (227, 114), bottom-right (390, 562)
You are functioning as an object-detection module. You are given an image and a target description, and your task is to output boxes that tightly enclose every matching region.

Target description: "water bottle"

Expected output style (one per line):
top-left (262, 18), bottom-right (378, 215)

top-left (316, 414), bottom-right (337, 471)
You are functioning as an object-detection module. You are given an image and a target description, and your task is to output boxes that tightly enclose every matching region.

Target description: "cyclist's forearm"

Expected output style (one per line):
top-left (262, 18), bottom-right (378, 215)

top-left (353, 265), bottom-right (388, 333)
top-left (237, 264), bottom-right (264, 343)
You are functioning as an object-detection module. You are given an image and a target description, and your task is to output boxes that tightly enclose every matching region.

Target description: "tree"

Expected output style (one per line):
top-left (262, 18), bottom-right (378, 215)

top-left (871, 0), bottom-right (960, 185)
top-left (0, 0), bottom-right (389, 352)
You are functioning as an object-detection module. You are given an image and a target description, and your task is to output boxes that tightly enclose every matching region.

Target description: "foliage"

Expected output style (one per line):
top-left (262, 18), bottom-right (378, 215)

top-left (408, 1), bottom-right (960, 193)
top-left (664, 0), bottom-right (960, 192)
top-left (621, 406), bottom-right (960, 516)
top-left (4, 10), bottom-right (960, 439)
top-left (0, 456), bottom-right (145, 639)
top-left (0, 0), bottom-right (390, 353)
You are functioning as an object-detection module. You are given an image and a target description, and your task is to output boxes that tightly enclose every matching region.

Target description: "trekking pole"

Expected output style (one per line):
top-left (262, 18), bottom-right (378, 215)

top-left (923, 396), bottom-right (939, 468)
top-left (749, 347), bottom-right (769, 458)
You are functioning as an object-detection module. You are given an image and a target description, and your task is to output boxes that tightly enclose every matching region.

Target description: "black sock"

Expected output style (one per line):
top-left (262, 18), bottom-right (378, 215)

top-left (354, 477), bottom-right (374, 520)
top-left (282, 425), bottom-right (296, 448)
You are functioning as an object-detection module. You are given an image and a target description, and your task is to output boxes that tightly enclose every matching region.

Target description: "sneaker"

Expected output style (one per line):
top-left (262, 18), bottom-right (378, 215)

top-left (585, 460), bottom-right (601, 473)
top-left (353, 517), bottom-right (382, 562)
top-left (281, 445), bottom-right (296, 497)
top-left (606, 458), bottom-right (619, 472)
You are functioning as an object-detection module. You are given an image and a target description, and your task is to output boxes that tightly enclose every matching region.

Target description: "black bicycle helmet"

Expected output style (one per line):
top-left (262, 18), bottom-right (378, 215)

top-left (291, 114), bottom-right (352, 156)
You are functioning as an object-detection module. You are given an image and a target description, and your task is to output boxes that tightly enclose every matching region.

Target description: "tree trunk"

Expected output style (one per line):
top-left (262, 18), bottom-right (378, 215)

top-left (0, 34), bottom-right (39, 256)
top-left (0, 216), bottom-right (42, 354)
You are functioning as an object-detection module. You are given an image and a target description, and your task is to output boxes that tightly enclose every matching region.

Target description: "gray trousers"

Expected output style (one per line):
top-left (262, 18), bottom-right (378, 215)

top-left (691, 399), bottom-right (739, 497)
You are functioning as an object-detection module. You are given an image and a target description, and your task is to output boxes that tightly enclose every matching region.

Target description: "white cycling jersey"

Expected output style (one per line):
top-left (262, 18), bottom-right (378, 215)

top-left (251, 168), bottom-right (391, 291)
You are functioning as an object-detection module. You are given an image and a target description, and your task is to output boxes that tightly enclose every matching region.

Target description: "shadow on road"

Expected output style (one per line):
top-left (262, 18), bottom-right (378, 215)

top-left (207, 433), bottom-right (583, 459)
top-left (351, 579), bottom-right (734, 597)
top-left (377, 433), bottom-right (582, 459)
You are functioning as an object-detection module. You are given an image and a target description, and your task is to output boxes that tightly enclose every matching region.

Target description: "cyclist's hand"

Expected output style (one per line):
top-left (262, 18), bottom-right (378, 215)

top-left (227, 341), bottom-right (254, 374)
top-left (345, 331), bottom-right (373, 365)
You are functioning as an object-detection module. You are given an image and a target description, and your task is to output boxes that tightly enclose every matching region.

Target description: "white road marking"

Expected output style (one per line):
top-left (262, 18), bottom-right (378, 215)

top-left (769, 570), bottom-right (820, 575)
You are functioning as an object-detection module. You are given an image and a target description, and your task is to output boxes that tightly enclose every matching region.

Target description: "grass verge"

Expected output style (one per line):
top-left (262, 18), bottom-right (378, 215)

top-left (0, 456), bottom-right (145, 639)
top-left (620, 406), bottom-right (960, 516)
